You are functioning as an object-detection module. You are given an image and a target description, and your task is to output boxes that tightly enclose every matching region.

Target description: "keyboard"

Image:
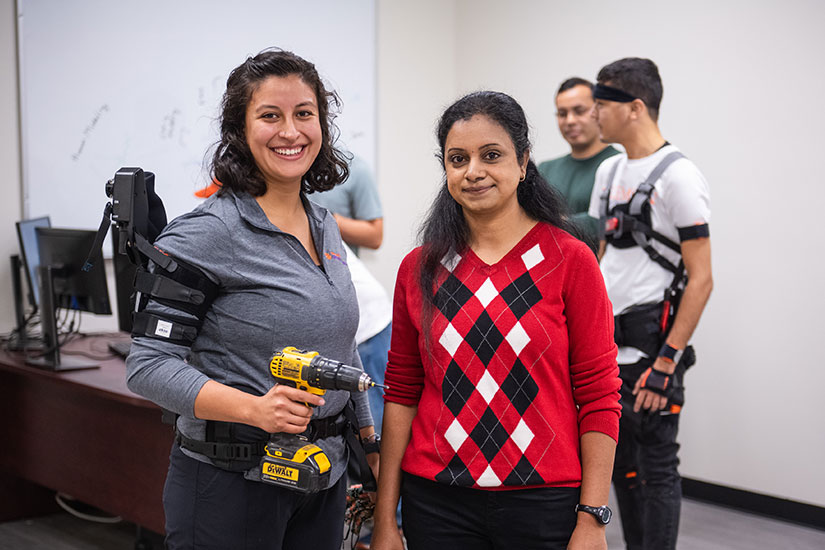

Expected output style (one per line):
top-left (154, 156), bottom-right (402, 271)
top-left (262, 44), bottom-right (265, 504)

top-left (108, 340), bottom-right (131, 358)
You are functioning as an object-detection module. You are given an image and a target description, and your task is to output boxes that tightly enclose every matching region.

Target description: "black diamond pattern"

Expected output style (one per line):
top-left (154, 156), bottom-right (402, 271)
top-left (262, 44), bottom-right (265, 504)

top-left (463, 311), bottom-right (504, 365)
top-left (442, 360), bottom-right (476, 417)
top-left (499, 359), bottom-right (539, 415)
top-left (504, 455), bottom-right (545, 486)
top-left (435, 455), bottom-right (475, 486)
top-left (435, 274), bottom-right (474, 321)
top-left (500, 272), bottom-right (542, 319)
top-left (468, 407), bottom-right (509, 462)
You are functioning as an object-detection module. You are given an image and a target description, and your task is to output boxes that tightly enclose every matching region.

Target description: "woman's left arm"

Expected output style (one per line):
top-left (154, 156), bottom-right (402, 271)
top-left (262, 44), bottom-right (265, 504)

top-left (567, 431), bottom-right (615, 549)
top-left (563, 240), bottom-right (621, 549)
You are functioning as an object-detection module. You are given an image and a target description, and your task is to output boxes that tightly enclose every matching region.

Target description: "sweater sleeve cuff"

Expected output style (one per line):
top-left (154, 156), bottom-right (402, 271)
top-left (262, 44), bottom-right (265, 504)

top-left (580, 409), bottom-right (621, 443)
top-left (383, 349), bottom-right (424, 405)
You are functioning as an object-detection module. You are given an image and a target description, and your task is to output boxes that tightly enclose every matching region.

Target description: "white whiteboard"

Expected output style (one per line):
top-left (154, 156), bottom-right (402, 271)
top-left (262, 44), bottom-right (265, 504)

top-left (17, 0), bottom-right (376, 237)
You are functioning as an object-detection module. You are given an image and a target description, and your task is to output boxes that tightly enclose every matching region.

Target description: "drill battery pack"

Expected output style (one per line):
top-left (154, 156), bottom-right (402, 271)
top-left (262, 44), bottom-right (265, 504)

top-left (259, 434), bottom-right (331, 493)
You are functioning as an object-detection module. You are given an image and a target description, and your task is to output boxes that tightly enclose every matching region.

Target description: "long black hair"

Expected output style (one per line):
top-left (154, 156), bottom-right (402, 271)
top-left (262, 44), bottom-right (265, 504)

top-left (418, 90), bottom-right (580, 314)
top-left (210, 48), bottom-right (349, 196)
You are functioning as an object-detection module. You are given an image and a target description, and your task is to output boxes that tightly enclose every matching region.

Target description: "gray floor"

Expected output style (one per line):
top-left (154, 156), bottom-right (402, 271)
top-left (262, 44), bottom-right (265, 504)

top-left (605, 497), bottom-right (825, 550)
top-left (0, 515), bottom-right (162, 550)
top-left (1, 497), bottom-right (823, 549)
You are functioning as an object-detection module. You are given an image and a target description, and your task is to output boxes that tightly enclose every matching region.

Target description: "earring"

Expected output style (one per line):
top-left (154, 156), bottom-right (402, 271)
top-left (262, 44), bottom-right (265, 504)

top-left (519, 173), bottom-right (526, 182)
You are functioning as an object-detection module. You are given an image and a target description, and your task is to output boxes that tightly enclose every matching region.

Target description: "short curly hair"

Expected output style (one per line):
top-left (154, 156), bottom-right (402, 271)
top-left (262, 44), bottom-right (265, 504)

top-left (210, 48), bottom-right (349, 196)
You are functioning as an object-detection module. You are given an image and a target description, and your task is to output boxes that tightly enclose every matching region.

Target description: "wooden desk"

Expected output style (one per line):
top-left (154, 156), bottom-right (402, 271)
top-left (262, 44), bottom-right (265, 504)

top-left (0, 334), bottom-right (172, 534)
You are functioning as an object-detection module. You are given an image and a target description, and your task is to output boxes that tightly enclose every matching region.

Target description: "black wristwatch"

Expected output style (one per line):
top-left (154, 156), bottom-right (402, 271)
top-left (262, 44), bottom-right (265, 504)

top-left (575, 504), bottom-right (612, 525)
top-left (362, 433), bottom-right (381, 455)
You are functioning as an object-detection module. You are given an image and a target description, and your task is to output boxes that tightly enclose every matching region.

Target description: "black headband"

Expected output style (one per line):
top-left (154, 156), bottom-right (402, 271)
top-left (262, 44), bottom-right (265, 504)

top-left (592, 83), bottom-right (638, 103)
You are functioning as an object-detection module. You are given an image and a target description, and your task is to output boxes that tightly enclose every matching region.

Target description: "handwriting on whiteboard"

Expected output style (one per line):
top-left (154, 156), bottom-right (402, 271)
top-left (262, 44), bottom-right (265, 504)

top-left (71, 104), bottom-right (110, 162)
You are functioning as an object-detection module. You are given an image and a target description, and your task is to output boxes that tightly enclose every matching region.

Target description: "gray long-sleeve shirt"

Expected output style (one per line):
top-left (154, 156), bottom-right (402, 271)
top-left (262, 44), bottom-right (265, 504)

top-left (126, 189), bottom-right (373, 488)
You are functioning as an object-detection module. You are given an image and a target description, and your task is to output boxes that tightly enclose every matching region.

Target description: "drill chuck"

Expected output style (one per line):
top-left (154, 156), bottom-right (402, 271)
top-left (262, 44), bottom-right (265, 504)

top-left (308, 356), bottom-right (380, 392)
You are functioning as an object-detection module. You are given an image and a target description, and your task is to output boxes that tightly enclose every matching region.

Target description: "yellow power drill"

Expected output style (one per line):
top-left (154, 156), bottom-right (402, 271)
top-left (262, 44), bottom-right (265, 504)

top-left (258, 346), bottom-right (385, 493)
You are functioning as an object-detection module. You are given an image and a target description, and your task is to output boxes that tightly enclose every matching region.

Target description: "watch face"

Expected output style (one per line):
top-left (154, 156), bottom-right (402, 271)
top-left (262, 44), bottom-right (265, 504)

top-left (599, 506), bottom-right (612, 524)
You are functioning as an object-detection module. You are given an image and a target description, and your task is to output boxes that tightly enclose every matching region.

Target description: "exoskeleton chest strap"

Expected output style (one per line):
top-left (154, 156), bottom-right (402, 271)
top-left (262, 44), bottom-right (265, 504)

top-left (599, 152), bottom-right (685, 276)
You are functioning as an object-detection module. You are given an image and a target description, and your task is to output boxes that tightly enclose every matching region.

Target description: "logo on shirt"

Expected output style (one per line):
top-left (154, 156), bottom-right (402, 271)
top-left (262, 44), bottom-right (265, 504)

top-left (324, 251), bottom-right (347, 266)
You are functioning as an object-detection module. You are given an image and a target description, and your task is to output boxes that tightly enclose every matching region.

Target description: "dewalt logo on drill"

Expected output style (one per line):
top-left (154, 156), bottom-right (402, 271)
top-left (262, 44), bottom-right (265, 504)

top-left (262, 462), bottom-right (299, 482)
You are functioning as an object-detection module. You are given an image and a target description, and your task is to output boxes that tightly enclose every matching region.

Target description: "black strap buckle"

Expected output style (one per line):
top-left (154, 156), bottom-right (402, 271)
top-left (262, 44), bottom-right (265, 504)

top-left (303, 413), bottom-right (347, 440)
top-left (605, 211), bottom-right (639, 240)
top-left (176, 431), bottom-right (266, 470)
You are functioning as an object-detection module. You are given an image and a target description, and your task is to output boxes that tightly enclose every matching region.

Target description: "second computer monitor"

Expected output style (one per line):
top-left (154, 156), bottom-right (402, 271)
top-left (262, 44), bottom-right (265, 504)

top-left (15, 216), bottom-right (51, 310)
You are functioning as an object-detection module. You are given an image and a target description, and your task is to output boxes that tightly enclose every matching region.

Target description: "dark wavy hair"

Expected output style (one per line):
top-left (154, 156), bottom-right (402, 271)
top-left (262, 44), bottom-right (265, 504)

top-left (418, 91), bottom-right (581, 322)
top-left (210, 48), bottom-right (349, 196)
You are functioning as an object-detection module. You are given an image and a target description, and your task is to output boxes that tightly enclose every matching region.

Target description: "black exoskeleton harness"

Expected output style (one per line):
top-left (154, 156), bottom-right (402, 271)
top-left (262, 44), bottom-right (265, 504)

top-left (600, 152), bottom-right (686, 279)
top-left (87, 167), bottom-right (219, 346)
top-left (598, 153), bottom-right (701, 370)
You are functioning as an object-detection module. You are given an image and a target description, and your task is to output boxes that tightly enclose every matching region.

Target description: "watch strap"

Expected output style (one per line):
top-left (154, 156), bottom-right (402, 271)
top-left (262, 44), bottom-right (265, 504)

top-left (575, 504), bottom-right (612, 525)
top-left (362, 433), bottom-right (381, 455)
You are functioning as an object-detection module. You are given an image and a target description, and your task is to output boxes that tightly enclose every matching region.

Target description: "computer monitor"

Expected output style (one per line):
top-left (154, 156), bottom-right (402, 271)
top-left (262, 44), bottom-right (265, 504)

top-left (35, 227), bottom-right (112, 315)
top-left (15, 216), bottom-right (51, 310)
top-left (25, 227), bottom-right (111, 371)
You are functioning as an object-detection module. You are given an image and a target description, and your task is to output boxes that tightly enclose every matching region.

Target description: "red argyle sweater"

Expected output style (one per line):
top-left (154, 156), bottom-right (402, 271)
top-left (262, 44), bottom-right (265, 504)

top-left (385, 223), bottom-right (620, 489)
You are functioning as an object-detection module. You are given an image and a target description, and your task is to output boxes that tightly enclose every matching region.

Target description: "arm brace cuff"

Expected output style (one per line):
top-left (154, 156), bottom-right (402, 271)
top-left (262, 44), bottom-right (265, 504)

top-left (131, 254), bottom-right (219, 345)
top-left (135, 256), bottom-right (219, 319)
top-left (678, 223), bottom-right (710, 241)
top-left (132, 311), bottom-right (200, 346)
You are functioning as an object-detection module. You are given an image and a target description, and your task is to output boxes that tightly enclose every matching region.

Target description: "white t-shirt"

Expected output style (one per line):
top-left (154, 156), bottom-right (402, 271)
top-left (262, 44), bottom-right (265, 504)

top-left (343, 243), bottom-right (392, 344)
top-left (588, 144), bottom-right (710, 363)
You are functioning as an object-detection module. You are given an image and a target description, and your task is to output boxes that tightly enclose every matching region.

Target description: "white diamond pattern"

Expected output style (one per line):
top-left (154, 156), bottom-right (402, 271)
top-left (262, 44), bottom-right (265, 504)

top-left (476, 371), bottom-right (499, 404)
top-left (445, 418), bottom-right (468, 452)
top-left (505, 321), bottom-right (530, 356)
top-left (521, 244), bottom-right (544, 270)
top-left (439, 322), bottom-right (462, 357)
top-left (511, 419), bottom-right (534, 453)
top-left (476, 465), bottom-right (502, 487)
top-left (441, 252), bottom-right (461, 272)
top-left (476, 278), bottom-right (498, 308)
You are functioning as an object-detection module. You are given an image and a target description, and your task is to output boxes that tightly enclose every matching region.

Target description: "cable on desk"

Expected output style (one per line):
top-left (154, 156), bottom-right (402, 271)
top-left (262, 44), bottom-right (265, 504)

top-left (55, 493), bottom-right (122, 524)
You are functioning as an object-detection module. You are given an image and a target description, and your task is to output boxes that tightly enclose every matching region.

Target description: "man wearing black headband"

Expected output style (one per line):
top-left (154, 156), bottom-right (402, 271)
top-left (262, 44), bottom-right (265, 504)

top-left (538, 78), bottom-right (618, 250)
top-left (587, 57), bottom-right (713, 550)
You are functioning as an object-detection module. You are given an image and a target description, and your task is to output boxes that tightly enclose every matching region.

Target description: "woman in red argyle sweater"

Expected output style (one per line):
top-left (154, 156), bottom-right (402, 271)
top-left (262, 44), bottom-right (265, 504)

top-left (372, 91), bottom-right (621, 550)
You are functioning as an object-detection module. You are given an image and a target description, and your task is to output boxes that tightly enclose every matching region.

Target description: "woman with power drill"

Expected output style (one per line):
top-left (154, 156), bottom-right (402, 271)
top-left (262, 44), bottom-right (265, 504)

top-left (371, 92), bottom-right (621, 550)
top-left (126, 49), bottom-right (378, 550)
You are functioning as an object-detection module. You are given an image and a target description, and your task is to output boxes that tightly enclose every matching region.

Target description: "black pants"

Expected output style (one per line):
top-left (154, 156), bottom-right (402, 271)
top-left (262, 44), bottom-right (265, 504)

top-left (163, 444), bottom-right (346, 550)
top-left (612, 360), bottom-right (682, 550)
top-left (400, 473), bottom-right (579, 550)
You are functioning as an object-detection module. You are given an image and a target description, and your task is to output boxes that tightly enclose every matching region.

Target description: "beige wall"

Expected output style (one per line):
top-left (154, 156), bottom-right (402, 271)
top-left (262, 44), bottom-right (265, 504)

top-left (362, 0), bottom-right (457, 289)
top-left (0, 0), bottom-right (23, 332)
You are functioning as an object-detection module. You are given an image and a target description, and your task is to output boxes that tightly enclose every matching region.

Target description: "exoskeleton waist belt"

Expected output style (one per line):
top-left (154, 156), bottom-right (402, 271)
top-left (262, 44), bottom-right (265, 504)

top-left (176, 413), bottom-right (349, 472)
